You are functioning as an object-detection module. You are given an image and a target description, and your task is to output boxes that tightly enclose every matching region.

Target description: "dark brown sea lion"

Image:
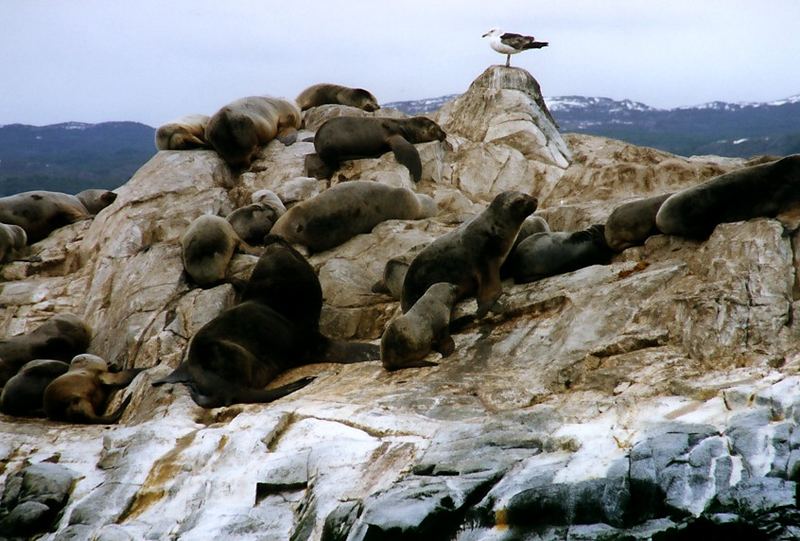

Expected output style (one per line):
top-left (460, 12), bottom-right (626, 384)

top-left (0, 191), bottom-right (91, 243)
top-left (381, 282), bottom-right (459, 371)
top-left (296, 83), bottom-right (380, 112)
top-left (206, 96), bottom-right (301, 169)
top-left (270, 181), bottom-right (437, 252)
top-left (0, 314), bottom-right (91, 388)
top-left (155, 114), bottom-right (211, 150)
top-left (0, 359), bottom-right (70, 417)
top-left (656, 155), bottom-right (800, 239)
top-left (312, 116), bottom-right (447, 182)
top-left (402, 191), bottom-right (537, 317)
top-left (43, 354), bottom-right (141, 424)
top-left (505, 224), bottom-right (613, 283)
top-left (153, 237), bottom-right (379, 408)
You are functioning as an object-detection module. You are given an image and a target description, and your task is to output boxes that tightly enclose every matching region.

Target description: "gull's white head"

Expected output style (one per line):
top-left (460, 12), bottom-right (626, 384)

top-left (482, 28), bottom-right (502, 38)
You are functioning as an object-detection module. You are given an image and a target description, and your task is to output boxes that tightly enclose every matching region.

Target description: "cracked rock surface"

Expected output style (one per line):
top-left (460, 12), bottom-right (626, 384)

top-left (2, 66), bottom-right (800, 539)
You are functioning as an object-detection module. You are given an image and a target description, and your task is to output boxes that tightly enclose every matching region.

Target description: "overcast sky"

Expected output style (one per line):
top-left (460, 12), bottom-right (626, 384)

top-left (2, 0), bottom-right (799, 127)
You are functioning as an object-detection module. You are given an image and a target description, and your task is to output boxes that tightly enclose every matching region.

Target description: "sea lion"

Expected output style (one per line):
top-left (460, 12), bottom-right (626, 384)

top-left (656, 155), bottom-right (800, 239)
top-left (0, 314), bottom-right (91, 388)
top-left (312, 116), bottom-right (447, 182)
top-left (381, 282), bottom-right (459, 371)
top-left (226, 203), bottom-right (282, 245)
top-left (506, 224), bottom-right (613, 283)
top-left (402, 191), bottom-right (537, 316)
top-left (181, 214), bottom-right (259, 287)
top-left (153, 237), bottom-right (380, 408)
top-left (270, 181), bottom-right (438, 252)
top-left (206, 96), bottom-right (301, 169)
top-left (371, 243), bottom-right (429, 299)
top-left (0, 360), bottom-right (70, 417)
top-left (42, 354), bottom-right (141, 424)
top-left (75, 189), bottom-right (117, 215)
top-left (513, 215), bottom-right (550, 249)
top-left (296, 83), bottom-right (380, 112)
top-left (0, 223), bottom-right (27, 262)
top-left (155, 114), bottom-right (211, 150)
top-left (604, 193), bottom-right (672, 252)
top-left (251, 189), bottom-right (288, 215)
top-left (0, 191), bottom-right (91, 243)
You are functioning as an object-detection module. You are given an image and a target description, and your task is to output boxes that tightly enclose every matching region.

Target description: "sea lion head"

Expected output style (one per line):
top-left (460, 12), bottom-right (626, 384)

top-left (491, 191), bottom-right (538, 223)
top-left (408, 117), bottom-right (447, 143)
top-left (69, 353), bottom-right (108, 372)
top-left (352, 88), bottom-right (380, 112)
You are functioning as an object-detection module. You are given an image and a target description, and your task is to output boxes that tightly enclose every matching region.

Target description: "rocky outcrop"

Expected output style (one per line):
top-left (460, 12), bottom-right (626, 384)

top-left (2, 66), bottom-right (799, 540)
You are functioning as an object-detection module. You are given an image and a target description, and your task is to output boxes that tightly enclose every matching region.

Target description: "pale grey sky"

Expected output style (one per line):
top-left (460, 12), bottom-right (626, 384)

top-left (2, 0), bottom-right (799, 126)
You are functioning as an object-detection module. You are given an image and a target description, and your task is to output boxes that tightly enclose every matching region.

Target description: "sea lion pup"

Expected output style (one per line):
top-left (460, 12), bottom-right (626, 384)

top-left (0, 360), bottom-right (70, 417)
top-left (155, 114), bottom-right (211, 150)
top-left (75, 189), bottom-right (117, 215)
top-left (655, 155), bottom-right (800, 239)
top-left (226, 203), bottom-right (283, 245)
top-left (402, 191), bottom-right (538, 317)
top-left (372, 243), bottom-right (429, 299)
top-left (251, 189), bottom-right (288, 215)
top-left (42, 354), bottom-right (141, 424)
top-left (270, 181), bottom-right (438, 252)
top-left (506, 225), bottom-right (613, 284)
top-left (296, 83), bottom-right (380, 112)
top-left (604, 193), bottom-right (672, 252)
top-left (381, 283), bottom-right (459, 371)
top-left (0, 314), bottom-right (91, 388)
top-left (205, 96), bottom-right (301, 169)
top-left (0, 223), bottom-right (27, 262)
top-left (0, 191), bottom-right (91, 243)
top-left (181, 214), bottom-right (260, 287)
top-left (313, 116), bottom-right (447, 182)
top-left (153, 237), bottom-right (379, 408)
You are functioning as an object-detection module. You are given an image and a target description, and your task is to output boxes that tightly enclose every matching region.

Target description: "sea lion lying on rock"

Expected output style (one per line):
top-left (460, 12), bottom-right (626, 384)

top-left (656, 155), bottom-right (800, 239)
top-left (153, 237), bottom-right (379, 408)
top-left (0, 360), bottom-right (70, 417)
top-left (75, 189), bottom-right (117, 215)
top-left (605, 193), bottom-right (672, 252)
top-left (181, 214), bottom-right (260, 287)
top-left (296, 83), bottom-right (380, 112)
top-left (43, 354), bottom-right (141, 424)
top-left (155, 114), bottom-right (211, 150)
top-left (402, 191), bottom-right (537, 317)
top-left (270, 181), bottom-right (438, 252)
top-left (0, 223), bottom-right (27, 263)
top-left (311, 116), bottom-right (447, 182)
top-left (0, 191), bottom-right (91, 243)
top-left (0, 314), bottom-right (91, 388)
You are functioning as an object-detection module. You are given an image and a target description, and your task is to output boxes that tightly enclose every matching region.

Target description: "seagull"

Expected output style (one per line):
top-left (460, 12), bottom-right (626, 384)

top-left (482, 28), bottom-right (549, 67)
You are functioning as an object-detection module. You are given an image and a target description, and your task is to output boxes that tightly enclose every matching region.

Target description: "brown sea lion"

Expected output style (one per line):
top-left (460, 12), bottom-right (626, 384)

top-left (153, 237), bottom-right (379, 408)
top-left (505, 224), bottom-right (613, 283)
top-left (75, 189), bottom-right (117, 215)
top-left (0, 359), bottom-right (70, 417)
top-left (371, 243), bottom-right (429, 299)
top-left (0, 191), bottom-right (91, 243)
top-left (656, 155), bottom-right (800, 239)
top-left (312, 116), bottom-right (447, 182)
top-left (43, 354), bottom-right (141, 424)
top-left (381, 282), bottom-right (459, 371)
top-left (206, 96), bottom-right (301, 169)
top-left (0, 314), bottom-right (91, 388)
top-left (226, 203), bottom-right (282, 246)
top-left (296, 83), bottom-right (380, 112)
top-left (604, 193), bottom-right (672, 252)
top-left (270, 181), bottom-right (437, 252)
top-left (155, 114), bottom-right (211, 150)
top-left (0, 223), bottom-right (27, 262)
top-left (402, 191), bottom-right (537, 316)
top-left (181, 214), bottom-right (260, 287)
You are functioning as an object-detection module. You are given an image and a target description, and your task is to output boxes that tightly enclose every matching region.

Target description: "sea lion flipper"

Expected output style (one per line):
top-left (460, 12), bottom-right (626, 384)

top-left (190, 377), bottom-right (316, 407)
top-left (434, 335), bottom-right (456, 357)
top-left (99, 368), bottom-right (144, 387)
top-left (96, 394), bottom-right (132, 424)
top-left (277, 127), bottom-right (298, 146)
top-left (371, 279), bottom-right (391, 295)
top-left (319, 340), bottom-right (380, 363)
top-left (386, 135), bottom-right (422, 182)
top-left (152, 363), bottom-right (192, 386)
top-left (384, 359), bottom-right (438, 371)
top-left (475, 268), bottom-right (502, 318)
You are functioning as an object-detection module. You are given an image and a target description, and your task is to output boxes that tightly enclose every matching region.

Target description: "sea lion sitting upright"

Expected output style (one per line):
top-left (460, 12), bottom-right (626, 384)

top-left (0, 359), bottom-right (70, 417)
top-left (0, 223), bottom-right (27, 263)
top-left (656, 155), bottom-right (800, 239)
top-left (0, 191), bottom-right (91, 243)
top-left (270, 181), bottom-right (438, 252)
top-left (313, 116), bottom-right (447, 182)
top-left (604, 193), bottom-right (672, 252)
top-left (505, 224), bottom-right (613, 283)
top-left (153, 237), bottom-right (380, 408)
top-left (76, 189), bottom-right (117, 215)
top-left (296, 83), bottom-right (380, 112)
top-left (402, 191), bottom-right (537, 317)
top-left (43, 354), bottom-right (141, 424)
top-left (206, 96), bottom-right (302, 169)
top-left (181, 214), bottom-right (260, 287)
top-left (381, 282), bottom-right (459, 371)
top-left (0, 314), bottom-right (91, 388)
top-left (155, 114), bottom-right (211, 150)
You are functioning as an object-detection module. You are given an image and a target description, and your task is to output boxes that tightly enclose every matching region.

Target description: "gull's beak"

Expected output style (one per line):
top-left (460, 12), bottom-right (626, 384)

top-left (481, 31), bottom-right (490, 38)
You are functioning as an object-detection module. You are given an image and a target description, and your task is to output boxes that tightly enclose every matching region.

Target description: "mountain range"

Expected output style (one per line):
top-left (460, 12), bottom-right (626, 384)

top-left (1, 93), bottom-right (798, 196)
